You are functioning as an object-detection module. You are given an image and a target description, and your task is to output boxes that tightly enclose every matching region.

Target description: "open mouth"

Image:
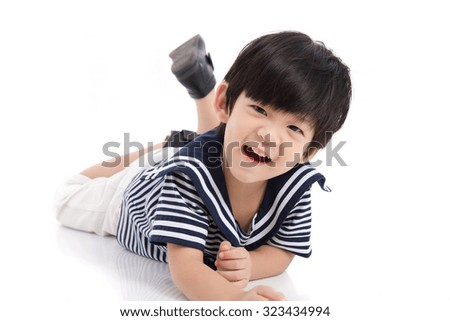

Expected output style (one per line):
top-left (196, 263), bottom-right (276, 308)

top-left (242, 145), bottom-right (272, 163)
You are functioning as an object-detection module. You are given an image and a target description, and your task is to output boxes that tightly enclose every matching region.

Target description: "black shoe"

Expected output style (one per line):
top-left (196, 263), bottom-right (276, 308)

top-left (163, 129), bottom-right (198, 148)
top-left (169, 34), bottom-right (216, 99)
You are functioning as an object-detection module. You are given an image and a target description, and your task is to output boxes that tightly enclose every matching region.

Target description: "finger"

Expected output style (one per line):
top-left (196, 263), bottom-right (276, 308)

top-left (255, 285), bottom-right (286, 301)
top-left (217, 242), bottom-right (231, 260)
top-left (216, 257), bottom-right (246, 270)
top-left (216, 241), bottom-right (232, 261)
top-left (219, 241), bottom-right (232, 252)
top-left (247, 294), bottom-right (269, 301)
top-left (219, 247), bottom-right (247, 260)
top-left (245, 289), bottom-right (269, 301)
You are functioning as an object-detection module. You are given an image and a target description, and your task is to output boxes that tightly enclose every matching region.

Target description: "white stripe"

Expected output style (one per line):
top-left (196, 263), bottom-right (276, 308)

top-left (268, 238), bottom-right (311, 254)
top-left (287, 215), bottom-right (312, 225)
top-left (293, 204), bottom-right (312, 211)
top-left (271, 236), bottom-right (310, 247)
top-left (153, 221), bottom-right (208, 236)
top-left (161, 185), bottom-right (205, 209)
top-left (150, 230), bottom-right (206, 246)
top-left (154, 209), bottom-right (209, 226)
top-left (277, 227), bottom-right (311, 235)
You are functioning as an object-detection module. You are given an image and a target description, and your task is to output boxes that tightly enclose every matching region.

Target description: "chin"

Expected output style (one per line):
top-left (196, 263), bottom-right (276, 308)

top-left (229, 167), bottom-right (272, 184)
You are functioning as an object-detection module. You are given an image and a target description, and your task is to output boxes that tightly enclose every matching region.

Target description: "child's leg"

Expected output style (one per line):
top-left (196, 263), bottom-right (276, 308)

top-left (56, 146), bottom-right (179, 236)
top-left (56, 144), bottom-right (160, 235)
top-left (194, 89), bottom-right (218, 134)
top-left (170, 34), bottom-right (219, 134)
top-left (80, 142), bottom-right (163, 179)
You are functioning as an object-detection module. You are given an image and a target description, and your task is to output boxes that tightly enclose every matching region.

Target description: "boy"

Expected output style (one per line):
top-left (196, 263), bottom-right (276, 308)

top-left (55, 31), bottom-right (352, 300)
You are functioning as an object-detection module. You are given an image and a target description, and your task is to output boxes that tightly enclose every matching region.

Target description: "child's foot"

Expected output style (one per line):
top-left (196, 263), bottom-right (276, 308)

top-left (169, 34), bottom-right (216, 99)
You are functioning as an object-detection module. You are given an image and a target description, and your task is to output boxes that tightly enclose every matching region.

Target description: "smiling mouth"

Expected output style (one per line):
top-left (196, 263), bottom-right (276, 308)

top-left (242, 145), bottom-right (272, 163)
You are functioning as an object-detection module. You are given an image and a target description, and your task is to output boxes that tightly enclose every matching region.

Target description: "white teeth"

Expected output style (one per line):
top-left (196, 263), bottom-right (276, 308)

top-left (250, 146), bottom-right (271, 161)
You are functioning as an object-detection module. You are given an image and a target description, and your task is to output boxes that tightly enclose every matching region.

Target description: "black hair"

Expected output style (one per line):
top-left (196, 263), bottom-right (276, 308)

top-left (218, 31), bottom-right (352, 158)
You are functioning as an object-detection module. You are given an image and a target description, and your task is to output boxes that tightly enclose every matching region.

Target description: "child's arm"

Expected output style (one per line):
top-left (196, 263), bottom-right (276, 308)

top-left (215, 242), bottom-right (294, 287)
top-left (249, 245), bottom-right (295, 279)
top-left (167, 243), bottom-right (286, 301)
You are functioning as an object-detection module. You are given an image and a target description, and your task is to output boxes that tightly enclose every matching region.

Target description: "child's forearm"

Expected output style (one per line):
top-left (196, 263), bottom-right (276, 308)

top-left (167, 243), bottom-right (243, 300)
top-left (249, 245), bottom-right (294, 280)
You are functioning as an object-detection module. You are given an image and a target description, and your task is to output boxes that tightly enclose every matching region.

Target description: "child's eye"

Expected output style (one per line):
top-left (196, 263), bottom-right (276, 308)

top-left (288, 125), bottom-right (304, 135)
top-left (252, 105), bottom-right (267, 116)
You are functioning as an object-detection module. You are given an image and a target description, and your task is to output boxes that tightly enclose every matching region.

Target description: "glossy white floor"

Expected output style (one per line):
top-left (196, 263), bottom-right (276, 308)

top-left (53, 226), bottom-right (310, 301)
top-left (1, 1), bottom-right (450, 320)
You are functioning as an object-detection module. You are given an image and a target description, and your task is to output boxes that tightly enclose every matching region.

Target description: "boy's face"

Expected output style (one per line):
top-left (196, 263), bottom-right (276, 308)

top-left (218, 89), bottom-right (316, 184)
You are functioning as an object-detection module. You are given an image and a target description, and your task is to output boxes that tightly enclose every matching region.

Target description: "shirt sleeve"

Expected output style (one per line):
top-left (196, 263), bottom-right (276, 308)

top-left (267, 188), bottom-right (313, 258)
top-left (149, 171), bottom-right (210, 252)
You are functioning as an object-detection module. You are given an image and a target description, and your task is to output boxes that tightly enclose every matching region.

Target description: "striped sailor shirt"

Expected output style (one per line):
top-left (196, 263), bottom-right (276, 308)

top-left (116, 129), bottom-right (329, 268)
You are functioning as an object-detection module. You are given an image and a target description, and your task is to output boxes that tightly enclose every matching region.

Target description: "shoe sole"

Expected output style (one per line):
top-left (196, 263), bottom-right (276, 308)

top-left (169, 34), bottom-right (205, 75)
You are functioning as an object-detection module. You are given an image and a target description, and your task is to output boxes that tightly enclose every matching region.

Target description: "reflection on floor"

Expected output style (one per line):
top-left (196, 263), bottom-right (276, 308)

top-left (55, 226), bottom-right (308, 300)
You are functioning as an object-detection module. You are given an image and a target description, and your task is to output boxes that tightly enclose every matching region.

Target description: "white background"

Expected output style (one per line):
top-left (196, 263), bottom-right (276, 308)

top-left (1, 0), bottom-right (449, 320)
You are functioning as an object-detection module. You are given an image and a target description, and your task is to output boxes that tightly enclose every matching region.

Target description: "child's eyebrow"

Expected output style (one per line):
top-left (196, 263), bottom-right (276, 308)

top-left (282, 112), bottom-right (312, 127)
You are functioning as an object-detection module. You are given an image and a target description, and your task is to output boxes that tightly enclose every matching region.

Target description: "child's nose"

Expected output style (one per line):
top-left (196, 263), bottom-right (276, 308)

top-left (257, 127), bottom-right (280, 147)
top-left (257, 127), bottom-right (282, 160)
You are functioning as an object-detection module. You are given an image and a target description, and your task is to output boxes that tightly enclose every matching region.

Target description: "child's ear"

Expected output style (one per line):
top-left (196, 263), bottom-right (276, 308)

top-left (214, 82), bottom-right (230, 123)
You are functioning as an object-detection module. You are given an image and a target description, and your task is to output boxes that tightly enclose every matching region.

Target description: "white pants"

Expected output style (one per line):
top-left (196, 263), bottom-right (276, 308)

top-left (54, 148), bottom-right (177, 236)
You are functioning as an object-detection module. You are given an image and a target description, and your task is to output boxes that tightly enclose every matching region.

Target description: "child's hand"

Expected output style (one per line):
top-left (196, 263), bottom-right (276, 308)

top-left (215, 241), bottom-right (252, 289)
top-left (239, 285), bottom-right (286, 301)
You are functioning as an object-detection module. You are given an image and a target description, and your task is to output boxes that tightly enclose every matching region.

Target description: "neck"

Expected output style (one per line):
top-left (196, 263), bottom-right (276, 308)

top-left (222, 165), bottom-right (267, 231)
top-left (222, 166), bottom-right (267, 197)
